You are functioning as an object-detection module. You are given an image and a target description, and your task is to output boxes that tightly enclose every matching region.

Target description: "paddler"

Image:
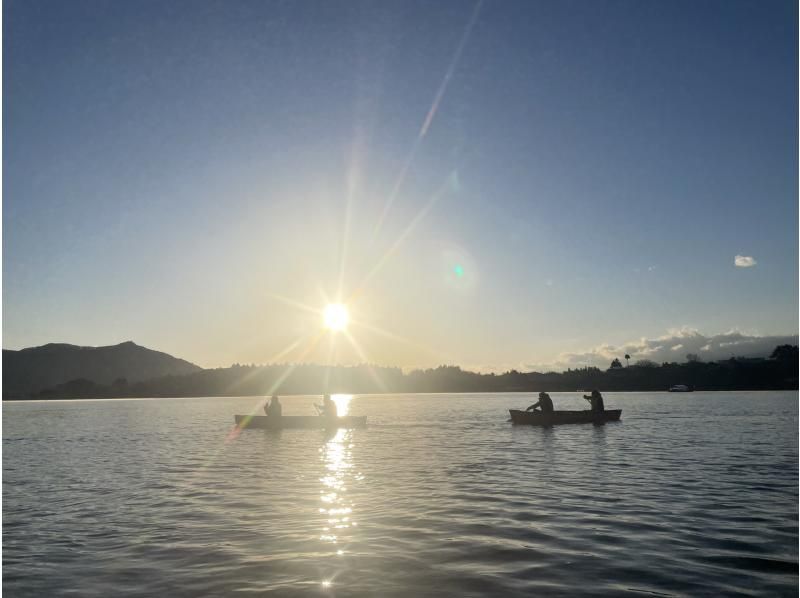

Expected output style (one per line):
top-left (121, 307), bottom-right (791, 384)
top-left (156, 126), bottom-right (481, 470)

top-left (525, 391), bottom-right (554, 413)
top-left (318, 394), bottom-right (338, 420)
top-left (583, 389), bottom-right (605, 412)
top-left (264, 395), bottom-right (282, 418)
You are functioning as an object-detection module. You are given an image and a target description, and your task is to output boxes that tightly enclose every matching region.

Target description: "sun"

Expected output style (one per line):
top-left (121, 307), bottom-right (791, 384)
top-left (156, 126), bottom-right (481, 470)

top-left (323, 303), bottom-right (349, 331)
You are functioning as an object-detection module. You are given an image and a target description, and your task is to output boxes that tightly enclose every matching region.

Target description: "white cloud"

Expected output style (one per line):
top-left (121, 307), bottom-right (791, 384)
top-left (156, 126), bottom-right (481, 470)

top-left (528, 328), bottom-right (797, 372)
top-left (735, 255), bottom-right (757, 268)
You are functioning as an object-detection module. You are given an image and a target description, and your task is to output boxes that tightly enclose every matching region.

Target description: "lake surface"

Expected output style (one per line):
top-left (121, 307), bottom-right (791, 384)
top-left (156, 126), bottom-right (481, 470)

top-left (3, 392), bottom-right (798, 596)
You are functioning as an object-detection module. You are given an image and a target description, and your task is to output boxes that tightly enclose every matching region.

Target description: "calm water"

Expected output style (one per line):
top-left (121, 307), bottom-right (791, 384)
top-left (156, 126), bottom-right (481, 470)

top-left (3, 392), bottom-right (798, 596)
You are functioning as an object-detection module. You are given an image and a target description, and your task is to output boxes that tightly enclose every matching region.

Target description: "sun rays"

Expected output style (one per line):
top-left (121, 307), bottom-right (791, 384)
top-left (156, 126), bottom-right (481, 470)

top-left (371, 0), bottom-right (484, 242)
top-left (226, 0), bottom-right (484, 421)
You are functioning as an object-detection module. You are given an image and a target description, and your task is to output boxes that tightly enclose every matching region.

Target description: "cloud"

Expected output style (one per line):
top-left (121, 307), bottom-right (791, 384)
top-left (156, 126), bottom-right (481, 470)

top-left (528, 328), bottom-right (798, 372)
top-left (735, 255), bottom-right (757, 268)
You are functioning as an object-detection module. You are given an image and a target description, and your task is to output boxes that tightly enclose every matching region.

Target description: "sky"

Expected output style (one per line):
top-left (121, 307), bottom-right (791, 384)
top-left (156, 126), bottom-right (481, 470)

top-left (4, 0), bottom-right (798, 371)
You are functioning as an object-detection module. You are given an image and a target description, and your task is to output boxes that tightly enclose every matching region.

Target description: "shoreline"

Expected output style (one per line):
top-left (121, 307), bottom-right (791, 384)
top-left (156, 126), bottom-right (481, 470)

top-left (4, 388), bottom-right (798, 402)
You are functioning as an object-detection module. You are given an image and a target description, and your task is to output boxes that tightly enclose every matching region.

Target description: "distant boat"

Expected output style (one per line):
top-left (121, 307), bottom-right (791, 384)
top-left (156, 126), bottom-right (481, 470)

top-left (668, 385), bottom-right (693, 392)
top-left (234, 414), bottom-right (367, 430)
top-left (508, 409), bottom-right (621, 426)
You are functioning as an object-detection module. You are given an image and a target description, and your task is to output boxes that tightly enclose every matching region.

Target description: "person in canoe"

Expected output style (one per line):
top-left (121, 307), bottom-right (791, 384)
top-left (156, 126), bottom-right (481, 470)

top-left (525, 391), bottom-right (554, 413)
top-left (316, 394), bottom-right (338, 420)
top-left (583, 390), bottom-right (605, 412)
top-left (264, 395), bottom-right (282, 418)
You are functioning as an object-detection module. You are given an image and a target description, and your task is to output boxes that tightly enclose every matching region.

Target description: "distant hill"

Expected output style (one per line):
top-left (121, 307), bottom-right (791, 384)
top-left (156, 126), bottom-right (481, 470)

top-left (5, 342), bottom-right (797, 400)
top-left (3, 341), bottom-right (201, 398)
top-left (23, 346), bottom-right (800, 400)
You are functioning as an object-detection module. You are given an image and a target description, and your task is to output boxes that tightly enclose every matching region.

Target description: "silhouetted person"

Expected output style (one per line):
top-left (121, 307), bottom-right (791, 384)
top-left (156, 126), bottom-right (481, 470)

top-left (583, 390), bottom-right (605, 412)
top-left (318, 394), bottom-right (338, 420)
top-left (264, 395), bottom-right (282, 417)
top-left (526, 391), bottom-right (554, 413)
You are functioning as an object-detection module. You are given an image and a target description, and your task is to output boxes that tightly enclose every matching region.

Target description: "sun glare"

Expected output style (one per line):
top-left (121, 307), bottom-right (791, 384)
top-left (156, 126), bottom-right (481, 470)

top-left (323, 303), bottom-right (349, 331)
top-left (331, 394), bottom-right (352, 416)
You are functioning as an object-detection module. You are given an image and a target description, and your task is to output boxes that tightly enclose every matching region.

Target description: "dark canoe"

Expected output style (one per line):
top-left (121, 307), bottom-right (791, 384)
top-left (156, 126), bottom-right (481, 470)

top-left (234, 414), bottom-right (367, 430)
top-left (509, 409), bottom-right (621, 426)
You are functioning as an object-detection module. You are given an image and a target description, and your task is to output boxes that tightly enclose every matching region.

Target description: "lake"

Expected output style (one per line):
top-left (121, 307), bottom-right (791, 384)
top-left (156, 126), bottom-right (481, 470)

top-left (3, 392), bottom-right (798, 596)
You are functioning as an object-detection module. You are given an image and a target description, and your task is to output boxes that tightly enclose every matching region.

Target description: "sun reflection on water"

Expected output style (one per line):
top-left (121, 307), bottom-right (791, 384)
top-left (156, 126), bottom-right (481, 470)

top-left (331, 393), bottom-right (351, 416)
top-left (319, 427), bottom-right (354, 545)
top-left (317, 398), bottom-right (360, 586)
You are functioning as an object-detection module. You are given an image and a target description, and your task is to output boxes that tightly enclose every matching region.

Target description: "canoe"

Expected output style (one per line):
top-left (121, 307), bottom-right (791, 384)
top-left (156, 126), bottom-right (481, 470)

top-left (234, 414), bottom-right (367, 430)
top-left (509, 409), bottom-right (621, 426)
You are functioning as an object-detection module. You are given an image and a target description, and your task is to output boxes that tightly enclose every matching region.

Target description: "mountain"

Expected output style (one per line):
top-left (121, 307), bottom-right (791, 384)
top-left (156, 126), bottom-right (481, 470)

top-left (3, 341), bottom-right (202, 398)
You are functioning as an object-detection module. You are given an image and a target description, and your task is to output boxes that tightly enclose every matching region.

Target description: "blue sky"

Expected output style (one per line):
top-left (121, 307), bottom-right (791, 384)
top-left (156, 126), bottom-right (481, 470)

top-left (4, 0), bottom-right (797, 369)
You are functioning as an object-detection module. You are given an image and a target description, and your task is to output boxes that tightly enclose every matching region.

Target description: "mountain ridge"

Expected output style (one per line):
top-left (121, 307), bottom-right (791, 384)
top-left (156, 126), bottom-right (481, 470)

top-left (3, 341), bottom-right (201, 398)
top-left (4, 341), bottom-right (797, 400)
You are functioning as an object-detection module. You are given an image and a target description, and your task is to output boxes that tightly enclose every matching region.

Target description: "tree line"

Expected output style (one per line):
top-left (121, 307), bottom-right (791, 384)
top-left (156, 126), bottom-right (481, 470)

top-left (30, 345), bottom-right (798, 399)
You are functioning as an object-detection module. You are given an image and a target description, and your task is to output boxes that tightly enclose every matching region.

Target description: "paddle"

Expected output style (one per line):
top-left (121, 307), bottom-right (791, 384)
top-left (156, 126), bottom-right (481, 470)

top-left (314, 402), bottom-right (333, 416)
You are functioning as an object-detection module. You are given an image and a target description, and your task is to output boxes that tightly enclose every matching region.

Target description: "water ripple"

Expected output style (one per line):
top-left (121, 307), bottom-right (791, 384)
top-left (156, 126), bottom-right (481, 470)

top-left (3, 392), bottom-right (798, 596)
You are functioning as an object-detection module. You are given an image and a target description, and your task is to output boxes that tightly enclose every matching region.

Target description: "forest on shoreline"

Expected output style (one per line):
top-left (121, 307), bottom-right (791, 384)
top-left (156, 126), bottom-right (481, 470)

top-left (17, 345), bottom-right (798, 400)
